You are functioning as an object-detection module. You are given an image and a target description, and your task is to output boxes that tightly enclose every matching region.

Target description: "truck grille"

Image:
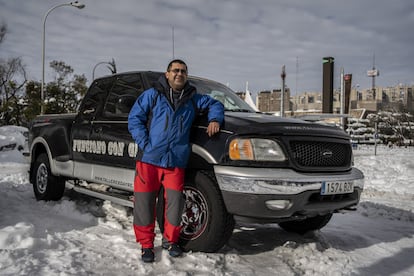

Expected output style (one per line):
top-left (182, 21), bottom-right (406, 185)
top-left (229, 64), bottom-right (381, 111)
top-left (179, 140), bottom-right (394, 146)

top-left (290, 141), bottom-right (351, 170)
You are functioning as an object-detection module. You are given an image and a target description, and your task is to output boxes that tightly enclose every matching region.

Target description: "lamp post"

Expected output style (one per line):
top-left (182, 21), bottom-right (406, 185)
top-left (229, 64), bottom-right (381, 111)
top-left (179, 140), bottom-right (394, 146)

top-left (280, 65), bottom-right (286, 117)
top-left (41, 1), bottom-right (85, 115)
top-left (340, 67), bottom-right (345, 128)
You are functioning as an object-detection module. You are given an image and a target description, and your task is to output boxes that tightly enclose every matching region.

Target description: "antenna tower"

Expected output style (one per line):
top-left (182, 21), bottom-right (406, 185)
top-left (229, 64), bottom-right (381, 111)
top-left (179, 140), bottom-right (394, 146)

top-left (367, 53), bottom-right (379, 99)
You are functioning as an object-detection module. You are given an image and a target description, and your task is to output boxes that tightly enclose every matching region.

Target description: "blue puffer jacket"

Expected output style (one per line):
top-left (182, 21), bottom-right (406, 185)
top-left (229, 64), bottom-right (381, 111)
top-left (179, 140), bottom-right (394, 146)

top-left (128, 76), bottom-right (224, 168)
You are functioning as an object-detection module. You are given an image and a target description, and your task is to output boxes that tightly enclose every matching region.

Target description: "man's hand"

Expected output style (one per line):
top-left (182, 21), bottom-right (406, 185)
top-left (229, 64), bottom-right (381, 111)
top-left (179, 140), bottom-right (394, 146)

top-left (206, 121), bottom-right (220, 137)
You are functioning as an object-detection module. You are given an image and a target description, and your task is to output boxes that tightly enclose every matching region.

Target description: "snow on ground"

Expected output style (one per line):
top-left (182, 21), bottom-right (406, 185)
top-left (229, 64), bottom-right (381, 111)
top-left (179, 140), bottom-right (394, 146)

top-left (0, 126), bottom-right (413, 275)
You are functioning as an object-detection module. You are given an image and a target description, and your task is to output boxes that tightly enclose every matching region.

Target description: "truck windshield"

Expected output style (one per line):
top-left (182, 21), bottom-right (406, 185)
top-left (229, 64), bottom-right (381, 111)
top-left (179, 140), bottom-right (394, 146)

top-left (189, 78), bottom-right (254, 112)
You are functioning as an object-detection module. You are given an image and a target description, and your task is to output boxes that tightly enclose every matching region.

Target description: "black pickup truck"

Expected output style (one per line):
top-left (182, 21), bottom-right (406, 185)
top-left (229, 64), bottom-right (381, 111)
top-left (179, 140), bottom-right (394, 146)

top-left (29, 71), bottom-right (364, 252)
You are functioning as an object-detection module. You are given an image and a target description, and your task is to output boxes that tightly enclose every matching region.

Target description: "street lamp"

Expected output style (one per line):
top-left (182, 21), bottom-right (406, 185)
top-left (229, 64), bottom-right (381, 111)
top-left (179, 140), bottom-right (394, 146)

top-left (41, 1), bottom-right (85, 115)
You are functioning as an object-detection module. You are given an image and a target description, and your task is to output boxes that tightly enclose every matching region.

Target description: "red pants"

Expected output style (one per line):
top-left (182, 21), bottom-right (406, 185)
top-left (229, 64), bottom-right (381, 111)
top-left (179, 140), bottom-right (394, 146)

top-left (133, 161), bottom-right (184, 249)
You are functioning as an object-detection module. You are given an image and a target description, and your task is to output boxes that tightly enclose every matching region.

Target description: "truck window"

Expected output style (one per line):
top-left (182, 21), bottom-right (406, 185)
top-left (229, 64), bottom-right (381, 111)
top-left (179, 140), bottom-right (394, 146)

top-left (79, 77), bottom-right (113, 118)
top-left (189, 78), bottom-right (254, 112)
top-left (103, 73), bottom-right (144, 118)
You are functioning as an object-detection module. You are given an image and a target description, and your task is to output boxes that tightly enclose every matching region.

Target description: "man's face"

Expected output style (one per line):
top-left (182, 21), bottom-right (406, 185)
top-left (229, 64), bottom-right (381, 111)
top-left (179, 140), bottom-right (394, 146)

top-left (165, 62), bottom-right (188, 91)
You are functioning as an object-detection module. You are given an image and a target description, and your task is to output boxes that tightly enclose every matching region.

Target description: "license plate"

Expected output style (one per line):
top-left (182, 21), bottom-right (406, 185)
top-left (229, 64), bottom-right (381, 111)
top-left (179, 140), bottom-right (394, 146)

top-left (321, 181), bottom-right (354, 195)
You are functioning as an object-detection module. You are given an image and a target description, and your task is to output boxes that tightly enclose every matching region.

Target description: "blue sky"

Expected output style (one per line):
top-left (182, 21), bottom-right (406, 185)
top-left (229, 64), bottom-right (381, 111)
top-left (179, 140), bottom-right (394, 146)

top-left (1, 0), bottom-right (414, 96)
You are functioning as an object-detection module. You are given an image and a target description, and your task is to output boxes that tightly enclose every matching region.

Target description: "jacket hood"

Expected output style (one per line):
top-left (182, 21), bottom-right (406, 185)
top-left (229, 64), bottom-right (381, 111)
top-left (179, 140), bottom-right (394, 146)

top-left (154, 75), bottom-right (196, 102)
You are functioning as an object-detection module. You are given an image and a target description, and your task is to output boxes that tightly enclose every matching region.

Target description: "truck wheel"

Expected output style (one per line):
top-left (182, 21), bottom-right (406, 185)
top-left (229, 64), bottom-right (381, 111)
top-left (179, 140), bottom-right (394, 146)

top-left (157, 170), bottom-right (235, 253)
top-left (32, 153), bottom-right (65, 201)
top-left (278, 213), bottom-right (333, 235)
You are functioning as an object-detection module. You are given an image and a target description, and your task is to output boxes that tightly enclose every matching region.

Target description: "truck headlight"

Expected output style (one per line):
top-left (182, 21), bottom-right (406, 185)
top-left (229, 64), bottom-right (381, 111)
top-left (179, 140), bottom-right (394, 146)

top-left (229, 138), bottom-right (287, 161)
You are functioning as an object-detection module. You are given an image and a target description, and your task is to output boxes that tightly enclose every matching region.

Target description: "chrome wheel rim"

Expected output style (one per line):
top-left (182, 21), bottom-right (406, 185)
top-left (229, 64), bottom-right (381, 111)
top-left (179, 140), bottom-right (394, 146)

top-left (36, 163), bottom-right (48, 194)
top-left (181, 187), bottom-right (209, 240)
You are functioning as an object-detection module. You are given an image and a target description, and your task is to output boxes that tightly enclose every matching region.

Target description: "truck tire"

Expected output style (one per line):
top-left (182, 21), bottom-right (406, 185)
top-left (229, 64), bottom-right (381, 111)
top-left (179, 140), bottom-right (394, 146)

top-left (278, 213), bottom-right (333, 235)
top-left (31, 153), bottom-right (65, 201)
top-left (157, 170), bottom-right (235, 253)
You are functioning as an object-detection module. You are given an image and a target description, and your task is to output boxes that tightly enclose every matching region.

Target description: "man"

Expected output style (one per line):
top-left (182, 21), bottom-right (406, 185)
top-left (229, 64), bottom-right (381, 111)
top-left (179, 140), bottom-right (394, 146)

top-left (128, 59), bottom-right (224, 263)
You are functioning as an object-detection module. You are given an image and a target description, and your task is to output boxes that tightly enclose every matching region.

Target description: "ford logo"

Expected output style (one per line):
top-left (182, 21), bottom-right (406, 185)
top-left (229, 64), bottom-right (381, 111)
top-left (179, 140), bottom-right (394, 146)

top-left (322, 149), bottom-right (333, 158)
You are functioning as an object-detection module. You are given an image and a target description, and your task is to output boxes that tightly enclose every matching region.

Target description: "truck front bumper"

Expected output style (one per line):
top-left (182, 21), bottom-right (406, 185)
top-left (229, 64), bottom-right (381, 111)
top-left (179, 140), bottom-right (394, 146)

top-left (214, 166), bottom-right (364, 223)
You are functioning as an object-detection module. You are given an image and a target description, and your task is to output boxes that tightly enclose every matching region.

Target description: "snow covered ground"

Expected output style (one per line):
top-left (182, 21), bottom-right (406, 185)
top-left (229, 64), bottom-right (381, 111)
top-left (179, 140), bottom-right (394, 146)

top-left (0, 126), bottom-right (413, 275)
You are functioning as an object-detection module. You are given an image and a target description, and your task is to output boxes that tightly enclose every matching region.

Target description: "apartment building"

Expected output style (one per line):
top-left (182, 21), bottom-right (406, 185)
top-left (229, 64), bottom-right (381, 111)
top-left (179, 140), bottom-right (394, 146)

top-left (255, 88), bottom-right (291, 115)
top-left (350, 85), bottom-right (414, 113)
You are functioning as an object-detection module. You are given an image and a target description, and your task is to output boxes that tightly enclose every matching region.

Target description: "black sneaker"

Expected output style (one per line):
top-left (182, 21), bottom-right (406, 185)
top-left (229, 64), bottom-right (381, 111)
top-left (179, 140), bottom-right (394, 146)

top-left (141, 248), bottom-right (155, 263)
top-left (161, 238), bottom-right (169, 250)
top-left (166, 243), bottom-right (183, 257)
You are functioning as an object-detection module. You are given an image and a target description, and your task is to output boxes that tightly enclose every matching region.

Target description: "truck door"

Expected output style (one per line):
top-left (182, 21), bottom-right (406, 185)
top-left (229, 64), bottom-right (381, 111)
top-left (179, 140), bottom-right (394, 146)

top-left (72, 77), bottom-right (113, 165)
top-left (93, 73), bottom-right (145, 169)
top-left (72, 73), bottom-right (146, 190)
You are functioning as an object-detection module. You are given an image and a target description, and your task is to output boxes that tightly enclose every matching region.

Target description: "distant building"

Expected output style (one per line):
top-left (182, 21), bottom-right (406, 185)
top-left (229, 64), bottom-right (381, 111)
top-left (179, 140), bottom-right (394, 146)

top-left (256, 88), bottom-right (291, 115)
top-left (291, 92), bottom-right (322, 112)
top-left (350, 85), bottom-right (414, 114)
top-left (235, 84), bottom-right (414, 118)
top-left (290, 90), bottom-right (343, 116)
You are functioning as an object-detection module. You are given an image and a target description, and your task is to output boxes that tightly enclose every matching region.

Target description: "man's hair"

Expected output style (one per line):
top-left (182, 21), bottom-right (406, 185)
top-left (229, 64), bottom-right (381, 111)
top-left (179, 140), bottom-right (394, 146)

top-left (167, 59), bottom-right (188, 72)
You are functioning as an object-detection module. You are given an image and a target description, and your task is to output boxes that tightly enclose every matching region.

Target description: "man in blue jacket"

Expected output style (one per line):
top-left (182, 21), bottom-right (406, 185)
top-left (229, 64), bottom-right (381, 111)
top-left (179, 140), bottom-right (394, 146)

top-left (128, 59), bottom-right (224, 263)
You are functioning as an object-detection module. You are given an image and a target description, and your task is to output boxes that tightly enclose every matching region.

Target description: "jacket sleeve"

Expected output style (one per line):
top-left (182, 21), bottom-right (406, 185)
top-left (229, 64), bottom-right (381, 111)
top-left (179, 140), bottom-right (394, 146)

top-left (195, 94), bottom-right (225, 125)
top-left (128, 89), bottom-right (154, 149)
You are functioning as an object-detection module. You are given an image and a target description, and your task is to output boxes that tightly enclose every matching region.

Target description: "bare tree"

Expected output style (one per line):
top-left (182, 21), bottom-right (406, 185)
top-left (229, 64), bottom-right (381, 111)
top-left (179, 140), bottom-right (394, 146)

top-left (1, 57), bottom-right (26, 96)
top-left (0, 22), bottom-right (6, 44)
top-left (0, 21), bottom-right (28, 125)
top-left (0, 57), bottom-right (27, 125)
